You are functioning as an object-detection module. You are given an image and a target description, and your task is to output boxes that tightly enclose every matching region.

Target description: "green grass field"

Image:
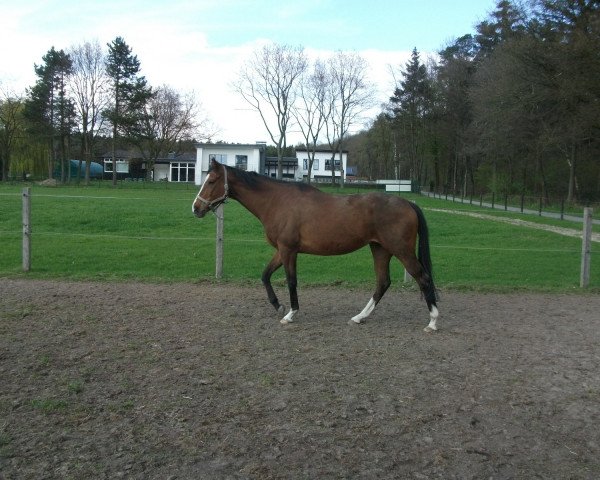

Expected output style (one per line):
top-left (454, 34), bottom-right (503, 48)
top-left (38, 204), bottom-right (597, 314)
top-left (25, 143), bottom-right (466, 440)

top-left (0, 182), bottom-right (598, 291)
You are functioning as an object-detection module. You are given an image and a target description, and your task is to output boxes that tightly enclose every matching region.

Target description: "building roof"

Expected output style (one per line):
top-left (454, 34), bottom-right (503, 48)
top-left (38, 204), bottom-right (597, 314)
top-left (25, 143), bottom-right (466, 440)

top-left (295, 148), bottom-right (348, 154)
top-left (98, 150), bottom-right (196, 163)
top-left (98, 149), bottom-right (132, 159)
top-left (155, 152), bottom-right (196, 163)
top-left (196, 142), bottom-right (267, 151)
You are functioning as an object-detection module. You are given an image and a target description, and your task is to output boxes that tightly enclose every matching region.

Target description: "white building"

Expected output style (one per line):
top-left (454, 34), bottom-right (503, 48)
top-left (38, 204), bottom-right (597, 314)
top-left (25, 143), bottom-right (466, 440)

top-left (295, 148), bottom-right (348, 182)
top-left (194, 143), bottom-right (349, 185)
top-left (194, 143), bottom-right (266, 185)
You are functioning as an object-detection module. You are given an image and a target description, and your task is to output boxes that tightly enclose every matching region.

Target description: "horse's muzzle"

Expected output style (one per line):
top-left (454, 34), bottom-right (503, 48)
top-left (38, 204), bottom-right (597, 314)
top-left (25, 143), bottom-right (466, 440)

top-left (193, 206), bottom-right (207, 218)
top-left (192, 200), bottom-right (208, 218)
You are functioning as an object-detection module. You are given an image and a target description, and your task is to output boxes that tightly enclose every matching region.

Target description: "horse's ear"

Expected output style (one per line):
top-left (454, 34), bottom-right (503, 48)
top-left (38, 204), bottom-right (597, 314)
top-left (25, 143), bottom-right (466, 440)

top-left (210, 158), bottom-right (219, 170)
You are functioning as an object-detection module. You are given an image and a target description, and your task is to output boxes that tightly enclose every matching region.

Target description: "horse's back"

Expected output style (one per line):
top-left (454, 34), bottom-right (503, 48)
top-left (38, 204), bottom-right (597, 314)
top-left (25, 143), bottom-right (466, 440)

top-left (344, 192), bottom-right (417, 219)
top-left (283, 190), bottom-right (418, 255)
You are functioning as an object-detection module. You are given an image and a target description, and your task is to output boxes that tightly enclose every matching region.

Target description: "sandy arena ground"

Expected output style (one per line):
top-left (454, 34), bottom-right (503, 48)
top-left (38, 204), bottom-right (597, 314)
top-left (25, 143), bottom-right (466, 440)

top-left (1, 278), bottom-right (599, 479)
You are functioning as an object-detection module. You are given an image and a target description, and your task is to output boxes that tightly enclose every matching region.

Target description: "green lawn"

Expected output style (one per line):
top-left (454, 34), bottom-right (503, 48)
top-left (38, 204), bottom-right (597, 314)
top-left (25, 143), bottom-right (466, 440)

top-left (0, 182), bottom-right (597, 291)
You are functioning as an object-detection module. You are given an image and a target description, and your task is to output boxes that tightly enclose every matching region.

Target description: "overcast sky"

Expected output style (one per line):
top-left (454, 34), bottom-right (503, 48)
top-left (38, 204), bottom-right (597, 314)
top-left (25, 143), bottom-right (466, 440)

top-left (0, 0), bottom-right (498, 144)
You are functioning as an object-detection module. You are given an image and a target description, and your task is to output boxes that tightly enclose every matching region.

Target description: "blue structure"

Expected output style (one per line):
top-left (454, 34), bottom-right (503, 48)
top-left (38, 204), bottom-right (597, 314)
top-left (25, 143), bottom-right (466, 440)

top-left (54, 160), bottom-right (104, 179)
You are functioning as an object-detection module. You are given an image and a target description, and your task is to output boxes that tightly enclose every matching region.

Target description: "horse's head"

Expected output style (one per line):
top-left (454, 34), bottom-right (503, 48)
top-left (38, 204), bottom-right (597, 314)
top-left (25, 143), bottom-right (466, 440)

top-left (192, 159), bottom-right (229, 218)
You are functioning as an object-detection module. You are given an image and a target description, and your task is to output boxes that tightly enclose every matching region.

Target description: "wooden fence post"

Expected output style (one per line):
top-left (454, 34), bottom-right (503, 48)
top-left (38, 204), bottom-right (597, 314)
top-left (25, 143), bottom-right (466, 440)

top-left (215, 204), bottom-right (224, 279)
top-left (22, 187), bottom-right (31, 272)
top-left (580, 207), bottom-right (592, 288)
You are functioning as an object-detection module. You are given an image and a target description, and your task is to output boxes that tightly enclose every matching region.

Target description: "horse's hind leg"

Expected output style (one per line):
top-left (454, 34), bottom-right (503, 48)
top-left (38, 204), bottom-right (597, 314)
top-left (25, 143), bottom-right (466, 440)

top-left (402, 255), bottom-right (439, 332)
top-left (261, 251), bottom-right (284, 314)
top-left (351, 243), bottom-right (392, 324)
top-left (279, 247), bottom-right (299, 324)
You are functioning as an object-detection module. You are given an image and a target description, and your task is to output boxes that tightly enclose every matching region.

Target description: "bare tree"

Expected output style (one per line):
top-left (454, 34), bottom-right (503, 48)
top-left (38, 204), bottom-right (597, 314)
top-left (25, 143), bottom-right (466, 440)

top-left (326, 51), bottom-right (374, 186)
top-left (292, 59), bottom-right (331, 183)
top-left (233, 43), bottom-right (307, 179)
top-left (68, 40), bottom-right (109, 184)
top-left (133, 85), bottom-right (213, 178)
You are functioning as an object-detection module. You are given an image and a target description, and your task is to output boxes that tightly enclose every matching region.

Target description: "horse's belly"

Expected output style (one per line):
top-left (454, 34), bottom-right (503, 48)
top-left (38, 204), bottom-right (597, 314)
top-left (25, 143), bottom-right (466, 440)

top-left (296, 205), bottom-right (375, 255)
top-left (299, 231), bottom-right (368, 255)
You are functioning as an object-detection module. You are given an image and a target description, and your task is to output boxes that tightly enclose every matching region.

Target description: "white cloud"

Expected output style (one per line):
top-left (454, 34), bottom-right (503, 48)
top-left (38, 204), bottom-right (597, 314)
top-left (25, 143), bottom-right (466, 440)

top-left (0, 1), bottom-right (427, 145)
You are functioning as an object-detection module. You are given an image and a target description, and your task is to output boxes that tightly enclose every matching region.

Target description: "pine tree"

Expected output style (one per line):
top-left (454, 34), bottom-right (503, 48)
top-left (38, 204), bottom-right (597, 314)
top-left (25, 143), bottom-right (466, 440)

top-left (389, 48), bottom-right (432, 182)
top-left (104, 36), bottom-right (152, 185)
top-left (24, 47), bottom-right (74, 180)
top-left (474, 0), bottom-right (526, 60)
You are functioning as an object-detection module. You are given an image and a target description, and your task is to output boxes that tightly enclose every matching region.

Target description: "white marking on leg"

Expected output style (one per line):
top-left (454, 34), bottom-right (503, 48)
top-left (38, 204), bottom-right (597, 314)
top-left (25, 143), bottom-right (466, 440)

top-left (280, 309), bottom-right (298, 324)
top-left (424, 305), bottom-right (439, 333)
top-left (350, 297), bottom-right (376, 324)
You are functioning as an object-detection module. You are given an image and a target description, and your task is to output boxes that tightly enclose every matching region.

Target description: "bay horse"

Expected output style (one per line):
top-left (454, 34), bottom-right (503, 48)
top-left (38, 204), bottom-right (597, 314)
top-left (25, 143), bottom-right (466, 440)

top-left (193, 159), bottom-right (439, 332)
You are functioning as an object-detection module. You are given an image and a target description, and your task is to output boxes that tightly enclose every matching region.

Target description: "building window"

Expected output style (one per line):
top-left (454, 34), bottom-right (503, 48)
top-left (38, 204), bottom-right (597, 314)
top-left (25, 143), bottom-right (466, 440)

top-left (171, 162), bottom-right (195, 182)
top-left (103, 158), bottom-right (129, 173)
top-left (209, 154), bottom-right (227, 165)
top-left (325, 159), bottom-right (341, 171)
top-left (303, 158), bottom-right (319, 171)
top-left (235, 155), bottom-right (248, 170)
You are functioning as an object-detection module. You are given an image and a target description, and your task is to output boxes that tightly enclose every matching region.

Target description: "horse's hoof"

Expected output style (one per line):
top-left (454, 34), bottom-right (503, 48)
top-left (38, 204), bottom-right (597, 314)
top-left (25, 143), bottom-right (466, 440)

top-left (277, 305), bottom-right (285, 314)
top-left (423, 326), bottom-right (438, 333)
top-left (348, 318), bottom-right (362, 325)
top-left (280, 318), bottom-right (291, 325)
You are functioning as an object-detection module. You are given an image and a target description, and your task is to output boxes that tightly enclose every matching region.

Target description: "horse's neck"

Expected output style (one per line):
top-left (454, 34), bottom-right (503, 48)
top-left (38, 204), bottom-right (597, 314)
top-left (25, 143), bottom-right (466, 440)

top-left (230, 175), bottom-right (277, 221)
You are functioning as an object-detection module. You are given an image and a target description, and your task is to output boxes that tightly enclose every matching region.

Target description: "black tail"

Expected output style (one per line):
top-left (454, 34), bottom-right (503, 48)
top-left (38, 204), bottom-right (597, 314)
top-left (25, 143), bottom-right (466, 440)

top-left (409, 202), bottom-right (438, 303)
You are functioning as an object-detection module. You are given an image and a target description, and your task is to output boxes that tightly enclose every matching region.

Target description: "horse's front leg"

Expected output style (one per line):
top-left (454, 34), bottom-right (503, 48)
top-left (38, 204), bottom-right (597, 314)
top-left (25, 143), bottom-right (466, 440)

top-left (261, 252), bottom-right (284, 314)
top-left (279, 247), bottom-right (299, 324)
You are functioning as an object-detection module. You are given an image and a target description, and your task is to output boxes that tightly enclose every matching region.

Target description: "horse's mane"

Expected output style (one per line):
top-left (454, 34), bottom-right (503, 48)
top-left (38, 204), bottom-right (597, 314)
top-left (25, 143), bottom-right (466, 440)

top-left (226, 165), bottom-right (318, 193)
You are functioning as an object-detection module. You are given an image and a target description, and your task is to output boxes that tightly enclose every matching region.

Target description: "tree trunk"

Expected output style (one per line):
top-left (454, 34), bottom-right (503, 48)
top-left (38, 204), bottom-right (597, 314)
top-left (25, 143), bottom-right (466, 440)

top-left (492, 157), bottom-right (497, 195)
top-left (330, 152), bottom-right (336, 185)
top-left (307, 150), bottom-right (316, 185)
top-left (47, 138), bottom-right (54, 180)
top-left (82, 125), bottom-right (91, 186)
top-left (394, 130), bottom-right (400, 180)
top-left (462, 160), bottom-right (468, 198)
top-left (1, 151), bottom-right (9, 181)
top-left (539, 159), bottom-right (548, 204)
top-left (112, 124), bottom-right (117, 186)
top-left (452, 151), bottom-right (458, 195)
top-left (338, 144), bottom-right (345, 188)
top-left (567, 144), bottom-right (576, 204)
top-left (433, 151), bottom-right (440, 193)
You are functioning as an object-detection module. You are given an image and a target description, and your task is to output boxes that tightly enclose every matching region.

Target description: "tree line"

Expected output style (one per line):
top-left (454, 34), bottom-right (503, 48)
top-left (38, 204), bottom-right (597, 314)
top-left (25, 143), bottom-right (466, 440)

top-left (227, 0), bottom-right (600, 201)
top-left (353, 0), bottom-right (600, 204)
top-left (1, 0), bottom-right (598, 203)
top-left (0, 37), bottom-right (210, 184)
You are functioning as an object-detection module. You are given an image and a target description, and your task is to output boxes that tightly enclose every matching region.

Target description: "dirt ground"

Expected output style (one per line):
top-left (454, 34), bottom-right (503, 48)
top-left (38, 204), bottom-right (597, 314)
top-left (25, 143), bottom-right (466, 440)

top-left (1, 278), bottom-right (599, 480)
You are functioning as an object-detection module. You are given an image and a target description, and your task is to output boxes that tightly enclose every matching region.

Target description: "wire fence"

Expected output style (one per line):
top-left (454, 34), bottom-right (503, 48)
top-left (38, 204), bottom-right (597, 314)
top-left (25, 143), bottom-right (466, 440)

top-left (3, 190), bottom-right (593, 250)
top-left (2, 188), bottom-right (595, 287)
top-left (421, 190), bottom-right (600, 225)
